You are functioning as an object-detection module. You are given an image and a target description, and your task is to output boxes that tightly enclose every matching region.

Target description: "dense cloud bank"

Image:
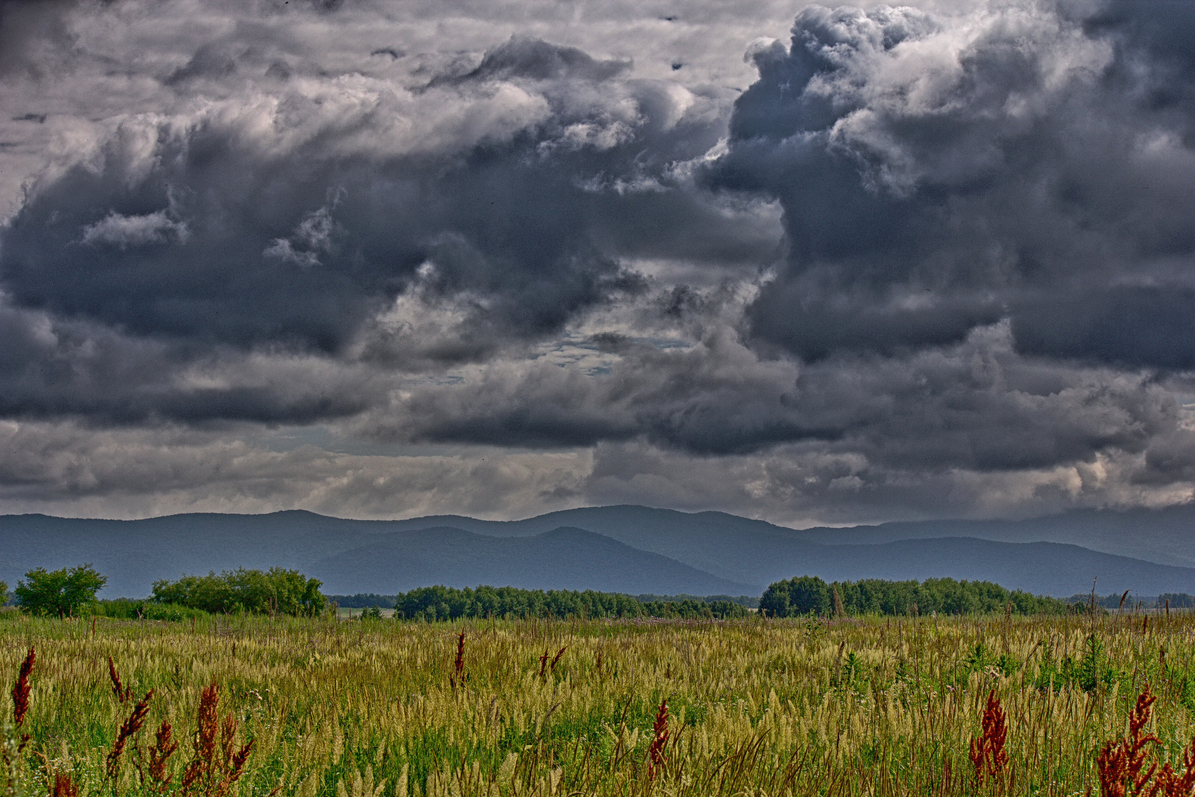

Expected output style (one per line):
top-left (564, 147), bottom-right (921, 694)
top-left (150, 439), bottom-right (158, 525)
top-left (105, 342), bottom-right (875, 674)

top-left (0, 0), bottom-right (1193, 523)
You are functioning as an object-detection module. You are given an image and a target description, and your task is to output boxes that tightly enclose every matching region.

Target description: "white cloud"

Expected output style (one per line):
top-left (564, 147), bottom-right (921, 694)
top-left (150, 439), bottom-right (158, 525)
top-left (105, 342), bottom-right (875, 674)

top-left (81, 210), bottom-right (188, 247)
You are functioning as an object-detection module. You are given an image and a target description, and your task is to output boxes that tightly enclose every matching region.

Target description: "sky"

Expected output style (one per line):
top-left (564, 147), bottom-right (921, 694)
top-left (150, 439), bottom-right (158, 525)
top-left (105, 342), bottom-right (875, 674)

top-left (0, 0), bottom-right (1194, 526)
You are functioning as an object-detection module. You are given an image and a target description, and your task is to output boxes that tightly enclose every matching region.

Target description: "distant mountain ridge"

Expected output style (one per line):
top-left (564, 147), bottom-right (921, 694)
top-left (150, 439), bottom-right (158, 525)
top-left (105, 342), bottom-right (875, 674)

top-left (1, 504), bottom-right (1193, 598)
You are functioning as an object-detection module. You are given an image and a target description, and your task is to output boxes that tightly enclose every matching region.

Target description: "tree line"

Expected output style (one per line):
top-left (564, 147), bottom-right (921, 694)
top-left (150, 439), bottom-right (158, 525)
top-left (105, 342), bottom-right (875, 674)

top-left (331, 590), bottom-right (759, 610)
top-left (11, 563), bottom-right (1179, 621)
top-left (384, 585), bottom-right (752, 621)
top-left (759, 575), bottom-right (1072, 618)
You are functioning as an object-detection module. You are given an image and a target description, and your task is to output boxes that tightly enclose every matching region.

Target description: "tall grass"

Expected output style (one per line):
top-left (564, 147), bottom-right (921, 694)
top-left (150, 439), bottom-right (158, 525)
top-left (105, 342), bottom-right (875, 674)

top-left (2, 611), bottom-right (1195, 795)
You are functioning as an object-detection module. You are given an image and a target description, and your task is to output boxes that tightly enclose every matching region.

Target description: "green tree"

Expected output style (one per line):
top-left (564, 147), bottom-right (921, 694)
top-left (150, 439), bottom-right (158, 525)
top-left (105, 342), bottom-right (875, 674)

top-left (15, 564), bottom-right (107, 618)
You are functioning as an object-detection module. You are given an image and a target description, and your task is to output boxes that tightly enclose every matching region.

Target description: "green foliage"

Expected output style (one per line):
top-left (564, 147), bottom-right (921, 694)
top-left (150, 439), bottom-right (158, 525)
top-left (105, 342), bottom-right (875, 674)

top-left (81, 597), bottom-right (144, 618)
top-left (360, 605), bottom-right (384, 620)
top-left (14, 564), bottom-right (107, 618)
top-left (0, 580), bottom-right (7, 607)
top-left (85, 599), bottom-right (212, 621)
top-left (1158, 593), bottom-right (1195, 609)
top-left (391, 585), bottom-right (751, 621)
top-left (760, 576), bottom-right (833, 617)
top-left (331, 591), bottom-right (759, 612)
top-left (761, 575), bottom-right (1069, 618)
top-left (328, 593), bottom-right (397, 609)
top-left (1033, 634), bottom-right (1120, 692)
top-left (151, 567), bottom-right (325, 616)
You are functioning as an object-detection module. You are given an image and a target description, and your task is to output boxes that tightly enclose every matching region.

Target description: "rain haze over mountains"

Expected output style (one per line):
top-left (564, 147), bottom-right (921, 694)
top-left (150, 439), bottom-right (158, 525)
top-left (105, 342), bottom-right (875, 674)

top-left (2, 0), bottom-right (1195, 547)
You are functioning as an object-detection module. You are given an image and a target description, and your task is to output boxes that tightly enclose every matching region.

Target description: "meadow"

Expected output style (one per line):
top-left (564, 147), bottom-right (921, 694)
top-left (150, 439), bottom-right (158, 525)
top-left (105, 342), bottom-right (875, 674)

top-left (3, 610), bottom-right (1195, 796)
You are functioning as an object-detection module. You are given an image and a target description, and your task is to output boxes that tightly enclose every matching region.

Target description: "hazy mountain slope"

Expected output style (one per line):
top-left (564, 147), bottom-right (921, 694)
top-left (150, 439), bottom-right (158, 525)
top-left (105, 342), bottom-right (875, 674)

top-left (4, 506), bottom-right (1195, 598)
top-left (305, 526), bottom-right (757, 595)
top-left (383, 504), bottom-right (1195, 575)
top-left (380, 505), bottom-right (810, 584)
top-left (771, 538), bottom-right (1195, 597)
top-left (0, 511), bottom-right (376, 596)
top-left (789, 504), bottom-right (1195, 569)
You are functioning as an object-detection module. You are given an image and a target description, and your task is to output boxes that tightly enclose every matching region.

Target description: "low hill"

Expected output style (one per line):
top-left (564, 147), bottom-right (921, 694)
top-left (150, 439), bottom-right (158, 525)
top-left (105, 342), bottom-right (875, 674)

top-left (3, 505), bottom-right (1195, 598)
top-left (306, 526), bottom-right (755, 595)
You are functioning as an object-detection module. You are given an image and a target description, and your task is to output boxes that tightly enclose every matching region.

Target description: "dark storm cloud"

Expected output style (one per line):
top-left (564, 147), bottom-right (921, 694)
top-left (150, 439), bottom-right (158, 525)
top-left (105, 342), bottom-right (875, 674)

top-left (0, 304), bottom-right (376, 424)
top-left (429, 36), bottom-right (632, 86)
top-left (706, 0), bottom-right (1195, 367)
top-left (0, 37), bottom-right (751, 364)
top-left (3, 0), bottom-right (1195, 522)
top-left (363, 319), bottom-right (1183, 475)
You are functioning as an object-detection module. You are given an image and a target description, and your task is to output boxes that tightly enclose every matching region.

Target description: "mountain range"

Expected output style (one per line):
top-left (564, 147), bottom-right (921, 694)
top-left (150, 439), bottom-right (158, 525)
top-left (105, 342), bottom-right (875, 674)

top-left (1, 504), bottom-right (1194, 598)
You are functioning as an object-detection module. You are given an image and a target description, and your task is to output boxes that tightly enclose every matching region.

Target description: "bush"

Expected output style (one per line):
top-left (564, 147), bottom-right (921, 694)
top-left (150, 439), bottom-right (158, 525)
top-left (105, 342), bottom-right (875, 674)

top-left (82, 598), bottom-right (144, 619)
top-left (144, 602), bottom-right (211, 622)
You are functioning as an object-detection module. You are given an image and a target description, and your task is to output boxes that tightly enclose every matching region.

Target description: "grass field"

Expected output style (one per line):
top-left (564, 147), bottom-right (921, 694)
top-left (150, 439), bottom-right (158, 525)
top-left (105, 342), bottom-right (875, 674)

top-left (3, 611), bottom-right (1195, 796)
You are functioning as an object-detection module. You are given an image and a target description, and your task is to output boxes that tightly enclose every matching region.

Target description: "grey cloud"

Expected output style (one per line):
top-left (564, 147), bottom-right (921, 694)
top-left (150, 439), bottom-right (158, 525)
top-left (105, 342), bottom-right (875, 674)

top-left (0, 302), bottom-right (377, 424)
top-left (363, 319), bottom-right (1184, 476)
top-left (2, 0), bottom-right (1195, 524)
top-left (0, 0), bottom-right (78, 77)
top-left (1013, 287), bottom-right (1195, 370)
top-left (0, 35), bottom-right (746, 361)
top-left (430, 37), bottom-right (632, 86)
top-left (0, 420), bottom-right (592, 520)
top-left (706, 0), bottom-right (1195, 367)
top-left (165, 42), bottom-right (241, 85)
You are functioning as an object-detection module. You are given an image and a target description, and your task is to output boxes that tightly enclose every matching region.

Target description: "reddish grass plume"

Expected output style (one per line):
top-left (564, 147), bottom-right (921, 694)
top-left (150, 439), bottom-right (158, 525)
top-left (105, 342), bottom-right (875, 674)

top-left (970, 689), bottom-right (1009, 786)
top-left (108, 656), bottom-right (133, 704)
top-left (646, 698), bottom-right (669, 780)
top-left (107, 689), bottom-right (154, 779)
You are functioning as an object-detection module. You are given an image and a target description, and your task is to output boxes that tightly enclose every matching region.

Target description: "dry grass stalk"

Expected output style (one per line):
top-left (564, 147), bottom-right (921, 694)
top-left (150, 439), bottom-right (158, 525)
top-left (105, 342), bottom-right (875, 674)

top-left (549, 646), bottom-right (566, 673)
top-left (108, 657), bottom-right (133, 703)
top-left (646, 698), bottom-right (669, 781)
top-left (1098, 685), bottom-right (1159, 797)
top-left (107, 689), bottom-right (154, 779)
top-left (50, 773), bottom-right (79, 797)
top-left (970, 690), bottom-right (1009, 786)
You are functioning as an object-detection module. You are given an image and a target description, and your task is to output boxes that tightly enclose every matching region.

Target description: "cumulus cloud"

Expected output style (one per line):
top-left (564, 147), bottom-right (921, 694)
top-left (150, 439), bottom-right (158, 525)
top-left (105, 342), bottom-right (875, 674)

top-left (0, 0), bottom-right (1194, 524)
top-left (707, 0), bottom-right (1195, 367)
